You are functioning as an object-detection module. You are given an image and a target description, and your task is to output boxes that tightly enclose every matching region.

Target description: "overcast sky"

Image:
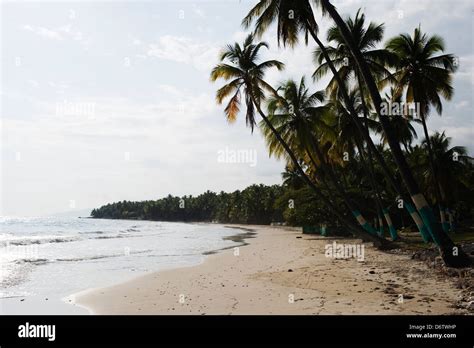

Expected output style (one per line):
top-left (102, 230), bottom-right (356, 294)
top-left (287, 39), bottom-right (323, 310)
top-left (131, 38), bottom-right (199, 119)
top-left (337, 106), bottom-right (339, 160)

top-left (1, 0), bottom-right (473, 216)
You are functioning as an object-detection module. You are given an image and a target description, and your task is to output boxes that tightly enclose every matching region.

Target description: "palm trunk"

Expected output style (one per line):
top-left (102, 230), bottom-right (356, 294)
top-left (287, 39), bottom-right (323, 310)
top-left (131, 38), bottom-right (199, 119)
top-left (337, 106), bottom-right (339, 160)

top-left (420, 114), bottom-right (449, 233)
top-left (355, 77), bottom-right (397, 239)
top-left (250, 93), bottom-right (387, 247)
top-left (304, 147), bottom-right (335, 195)
top-left (353, 131), bottom-right (396, 239)
top-left (306, 22), bottom-right (419, 236)
top-left (320, 0), bottom-right (470, 267)
top-left (307, 137), bottom-right (379, 236)
top-left (356, 73), bottom-right (403, 241)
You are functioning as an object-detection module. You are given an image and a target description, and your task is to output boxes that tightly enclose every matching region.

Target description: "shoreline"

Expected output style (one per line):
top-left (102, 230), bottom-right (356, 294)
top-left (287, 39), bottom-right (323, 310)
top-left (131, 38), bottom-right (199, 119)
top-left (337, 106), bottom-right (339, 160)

top-left (73, 225), bottom-right (469, 315)
top-left (67, 224), bottom-right (256, 314)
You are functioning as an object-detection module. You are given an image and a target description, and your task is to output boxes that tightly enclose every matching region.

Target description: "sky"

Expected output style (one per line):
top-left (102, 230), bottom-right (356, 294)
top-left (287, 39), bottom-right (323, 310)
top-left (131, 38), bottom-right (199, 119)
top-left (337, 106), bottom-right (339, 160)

top-left (1, 0), bottom-right (473, 216)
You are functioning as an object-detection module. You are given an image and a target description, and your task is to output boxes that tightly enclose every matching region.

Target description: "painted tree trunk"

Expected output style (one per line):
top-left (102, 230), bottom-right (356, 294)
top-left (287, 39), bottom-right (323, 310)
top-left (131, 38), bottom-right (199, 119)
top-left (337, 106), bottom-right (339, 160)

top-left (320, 0), bottom-right (471, 267)
top-left (250, 93), bottom-right (388, 247)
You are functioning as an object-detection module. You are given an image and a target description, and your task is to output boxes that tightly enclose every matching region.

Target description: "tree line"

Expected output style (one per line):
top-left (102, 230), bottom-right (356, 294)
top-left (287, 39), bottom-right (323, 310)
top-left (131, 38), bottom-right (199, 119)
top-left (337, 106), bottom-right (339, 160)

top-left (91, 185), bottom-right (285, 225)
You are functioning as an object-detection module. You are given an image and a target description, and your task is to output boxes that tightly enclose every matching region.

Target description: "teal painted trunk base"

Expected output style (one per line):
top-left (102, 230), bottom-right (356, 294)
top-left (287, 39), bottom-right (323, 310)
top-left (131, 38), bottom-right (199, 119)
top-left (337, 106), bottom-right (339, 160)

top-left (417, 206), bottom-right (442, 246)
top-left (405, 202), bottom-right (431, 243)
top-left (351, 210), bottom-right (378, 236)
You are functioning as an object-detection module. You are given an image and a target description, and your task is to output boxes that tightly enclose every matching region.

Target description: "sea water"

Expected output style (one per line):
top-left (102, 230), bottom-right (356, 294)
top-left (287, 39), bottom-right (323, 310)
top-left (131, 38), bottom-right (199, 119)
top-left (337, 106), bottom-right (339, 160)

top-left (0, 216), bottom-right (244, 314)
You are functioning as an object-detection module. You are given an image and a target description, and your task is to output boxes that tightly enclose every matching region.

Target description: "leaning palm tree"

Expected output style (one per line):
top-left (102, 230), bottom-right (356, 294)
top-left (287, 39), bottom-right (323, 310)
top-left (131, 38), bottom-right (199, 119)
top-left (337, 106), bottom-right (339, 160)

top-left (242, 0), bottom-right (469, 266)
top-left (377, 89), bottom-right (419, 153)
top-left (311, 8), bottom-right (430, 242)
top-left (328, 88), bottom-right (398, 240)
top-left (385, 27), bottom-right (458, 233)
top-left (242, 0), bottom-right (397, 192)
top-left (210, 34), bottom-right (385, 246)
top-left (313, 9), bottom-right (395, 100)
top-left (312, 11), bottom-right (404, 240)
top-left (422, 132), bottom-right (470, 232)
top-left (260, 77), bottom-right (379, 235)
top-left (316, 1), bottom-right (474, 267)
top-left (242, 0), bottom-right (409, 241)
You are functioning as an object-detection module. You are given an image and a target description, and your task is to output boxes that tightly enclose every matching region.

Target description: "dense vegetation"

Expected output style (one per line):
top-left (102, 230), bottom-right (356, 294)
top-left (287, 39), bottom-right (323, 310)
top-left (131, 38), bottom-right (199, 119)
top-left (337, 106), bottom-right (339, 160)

top-left (90, 184), bottom-right (350, 226)
top-left (91, 185), bottom-right (285, 225)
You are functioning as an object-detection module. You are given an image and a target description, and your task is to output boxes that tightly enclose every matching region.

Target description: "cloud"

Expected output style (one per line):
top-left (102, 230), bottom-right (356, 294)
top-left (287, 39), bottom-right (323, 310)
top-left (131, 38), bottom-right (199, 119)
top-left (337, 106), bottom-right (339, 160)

top-left (23, 25), bottom-right (62, 40)
top-left (442, 127), bottom-right (474, 150)
top-left (456, 55), bottom-right (474, 86)
top-left (22, 23), bottom-right (87, 46)
top-left (146, 35), bottom-right (220, 71)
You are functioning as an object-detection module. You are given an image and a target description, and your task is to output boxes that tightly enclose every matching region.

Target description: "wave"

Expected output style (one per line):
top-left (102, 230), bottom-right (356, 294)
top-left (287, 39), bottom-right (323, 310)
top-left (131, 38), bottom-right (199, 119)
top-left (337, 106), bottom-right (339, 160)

top-left (93, 235), bottom-right (127, 240)
top-left (14, 258), bottom-right (49, 265)
top-left (78, 230), bottom-right (105, 234)
top-left (0, 230), bottom-right (160, 248)
top-left (54, 254), bottom-right (123, 262)
top-left (13, 249), bottom-right (154, 265)
top-left (0, 235), bottom-right (80, 248)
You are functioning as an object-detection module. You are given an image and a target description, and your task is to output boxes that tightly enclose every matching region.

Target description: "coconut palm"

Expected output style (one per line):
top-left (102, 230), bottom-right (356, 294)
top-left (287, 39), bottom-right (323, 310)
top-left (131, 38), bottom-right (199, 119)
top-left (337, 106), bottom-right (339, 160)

top-left (385, 27), bottom-right (458, 232)
top-left (314, 9), bottom-right (432, 241)
top-left (377, 90), bottom-right (419, 153)
top-left (309, 0), bottom-right (468, 266)
top-left (327, 88), bottom-right (398, 239)
top-left (260, 77), bottom-right (380, 235)
top-left (312, 10), bottom-right (423, 241)
top-left (282, 164), bottom-right (306, 190)
top-left (242, 1), bottom-right (403, 190)
top-left (210, 34), bottom-right (386, 245)
top-left (312, 10), bottom-right (395, 190)
top-left (422, 132), bottom-right (470, 231)
top-left (313, 9), bottom-right (395, 100)
top-left (242, 0), bottom-right (407, 240)
top-left (242, 1), bottom-right (469, 266)
top-left (242, 1), bottom-right (383, 160)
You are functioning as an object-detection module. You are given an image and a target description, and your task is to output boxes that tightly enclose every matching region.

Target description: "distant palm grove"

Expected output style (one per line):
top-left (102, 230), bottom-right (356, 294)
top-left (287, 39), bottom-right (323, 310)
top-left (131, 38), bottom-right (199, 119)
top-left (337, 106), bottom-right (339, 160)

top-left (93, 1), bottom-right (473, 267)
top-left (91, 185), bottom-right (285, 225)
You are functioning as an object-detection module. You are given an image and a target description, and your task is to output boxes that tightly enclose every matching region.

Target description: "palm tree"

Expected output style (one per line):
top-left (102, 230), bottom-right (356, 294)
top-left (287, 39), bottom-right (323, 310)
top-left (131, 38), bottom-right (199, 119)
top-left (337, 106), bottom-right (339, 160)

top-left (386, 27), bottom-right (458, 233)
top-left (326, 88), bottom-right (399, 240)
top-left (377, 89), bottom-right (419, 153)
top-left (282, 164), bottom-right (306, 190)
top-left (308, 0), bottom-right (470, 266)
top-left (314, 10), bottom-right (435, 242)
top-left (260, 77), bottom-right (379, 235)
top-left (422, 132), bottom-right (471, 231)
top-left (242, 1), bottom-right (410, 242)
top-left (242, 1), bottom-right (383, 160)
top-left (313, 9), bottom-right (395, 99)
top-left (210, 34), bottom-right (386, 246)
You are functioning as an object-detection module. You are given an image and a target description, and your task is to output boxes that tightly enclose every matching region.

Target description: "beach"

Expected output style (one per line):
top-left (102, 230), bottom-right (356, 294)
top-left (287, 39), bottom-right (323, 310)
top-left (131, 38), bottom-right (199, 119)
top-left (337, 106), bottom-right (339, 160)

top-left (74, 225), bottom-right (467, 315)
top-left (0, 218), bottom-right (244, 314)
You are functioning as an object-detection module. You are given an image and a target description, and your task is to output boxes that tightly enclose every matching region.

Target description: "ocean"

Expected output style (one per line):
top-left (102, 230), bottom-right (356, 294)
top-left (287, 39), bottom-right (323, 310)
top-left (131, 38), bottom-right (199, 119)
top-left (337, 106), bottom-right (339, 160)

top-left (0, 216), bottom-right (246, 314)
